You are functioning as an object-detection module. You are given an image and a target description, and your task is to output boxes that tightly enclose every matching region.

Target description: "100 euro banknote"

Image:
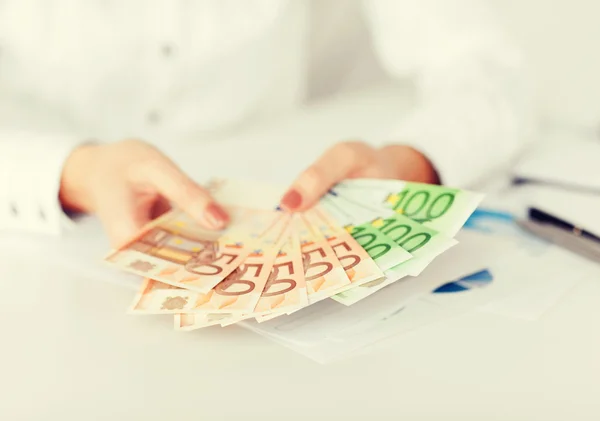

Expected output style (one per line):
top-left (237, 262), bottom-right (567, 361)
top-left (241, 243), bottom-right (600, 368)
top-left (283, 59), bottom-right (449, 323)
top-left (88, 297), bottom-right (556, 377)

top-left (306, 206), bottom-right (384, 289)
top-left (326, 195), bottom-right (458, 277)
top-left (319, 196), bottom-right (413, 273)
top-left (333, 179), bottom-right (483, 236)
top-left (332, 213), bottom-right (458, 306)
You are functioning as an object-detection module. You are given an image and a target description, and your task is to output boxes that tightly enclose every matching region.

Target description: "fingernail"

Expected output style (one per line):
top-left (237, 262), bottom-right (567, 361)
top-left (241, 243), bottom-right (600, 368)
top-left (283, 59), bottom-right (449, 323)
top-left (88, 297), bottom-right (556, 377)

top-left (204, 203), bottom-right (229, 229)
top-left (281, 189), bottom-right (302, 210)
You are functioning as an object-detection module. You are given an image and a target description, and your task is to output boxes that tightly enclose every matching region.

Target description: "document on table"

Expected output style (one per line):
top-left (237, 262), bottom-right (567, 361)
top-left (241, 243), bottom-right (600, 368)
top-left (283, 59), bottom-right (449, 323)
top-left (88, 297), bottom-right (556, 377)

top-left (425, 243), bottom-right (594, 320)
top-left (239, 228), bottom-right (513, 361)
top-left (430, 207), bottom-right (600, 321)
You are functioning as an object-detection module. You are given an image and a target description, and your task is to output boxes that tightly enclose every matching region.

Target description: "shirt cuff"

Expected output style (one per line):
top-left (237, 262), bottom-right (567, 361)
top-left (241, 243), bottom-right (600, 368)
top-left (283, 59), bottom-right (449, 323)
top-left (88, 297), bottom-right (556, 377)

top-left (390, 109), bottom-right (471, 187)
top-left (0, 132), bottom-right (89, 235)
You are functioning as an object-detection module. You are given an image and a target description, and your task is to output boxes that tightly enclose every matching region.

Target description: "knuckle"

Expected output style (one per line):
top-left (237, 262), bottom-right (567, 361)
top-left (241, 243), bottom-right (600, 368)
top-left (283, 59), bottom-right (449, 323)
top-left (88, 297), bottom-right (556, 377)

top-left (333, 141), bottom-right (373, 164)
top-left (128, 155), bottom-right (165, 181)
top-left (138, 145), bottom-right (171, 170)
top-left (178, 182), bottom-right (209, 210)
top-left (361, 165), bottom-right (387, 179)
top-left (341, 139), bottom-right (365, 148)
top-left (335, 140), bottom-right (369, 152)
top-left (120, 139), bottom-right (160, 162)
top-left (120, 138), bottom-right (151, 149)
top-left (302, 165), bottom-right (325, 185)
top-left (120, 140), bottom-right (163, 174)
top-left (378, 144), bottom-right (401, 156)
top-left (140, 153), bottom-right (167, 170)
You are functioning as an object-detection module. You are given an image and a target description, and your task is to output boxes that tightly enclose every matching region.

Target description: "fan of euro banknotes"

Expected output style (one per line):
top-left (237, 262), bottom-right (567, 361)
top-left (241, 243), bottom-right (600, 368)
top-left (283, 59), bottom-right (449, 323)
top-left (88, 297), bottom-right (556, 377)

top-left (105, 178), bottom-right (483, 330)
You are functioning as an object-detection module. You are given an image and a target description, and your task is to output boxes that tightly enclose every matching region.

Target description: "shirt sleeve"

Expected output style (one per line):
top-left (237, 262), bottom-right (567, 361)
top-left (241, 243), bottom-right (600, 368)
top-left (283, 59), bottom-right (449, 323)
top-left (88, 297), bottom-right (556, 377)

top-left (362, 0), bottom-right (534, 187)
top-left (0, 131), bottom-right (87, 235)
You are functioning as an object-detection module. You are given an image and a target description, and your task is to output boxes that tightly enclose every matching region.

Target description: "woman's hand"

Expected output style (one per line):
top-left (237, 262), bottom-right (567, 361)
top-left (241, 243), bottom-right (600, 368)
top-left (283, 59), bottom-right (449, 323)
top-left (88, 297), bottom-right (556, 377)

top-left (59, 140), bottom-right (229, 246)
top-left (280, 141), bottom-right (439, 211)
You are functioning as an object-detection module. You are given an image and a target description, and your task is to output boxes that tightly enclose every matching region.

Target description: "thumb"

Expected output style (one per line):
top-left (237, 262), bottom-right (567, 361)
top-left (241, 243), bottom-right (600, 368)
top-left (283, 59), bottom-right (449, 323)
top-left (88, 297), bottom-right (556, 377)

top-left (281, 142), bottom-right (375, 211)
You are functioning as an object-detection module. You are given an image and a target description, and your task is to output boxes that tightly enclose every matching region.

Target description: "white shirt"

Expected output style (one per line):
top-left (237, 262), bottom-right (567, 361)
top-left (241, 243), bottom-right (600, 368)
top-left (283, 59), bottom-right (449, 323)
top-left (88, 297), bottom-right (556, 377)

top-left (0, 0), bottom-right (530, 235)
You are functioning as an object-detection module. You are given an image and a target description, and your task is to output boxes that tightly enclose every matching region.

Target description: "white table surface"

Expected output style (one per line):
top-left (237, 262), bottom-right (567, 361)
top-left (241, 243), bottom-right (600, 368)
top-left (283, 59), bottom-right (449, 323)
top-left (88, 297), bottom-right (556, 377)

top-left (1, 84), bottom-right (600, 421)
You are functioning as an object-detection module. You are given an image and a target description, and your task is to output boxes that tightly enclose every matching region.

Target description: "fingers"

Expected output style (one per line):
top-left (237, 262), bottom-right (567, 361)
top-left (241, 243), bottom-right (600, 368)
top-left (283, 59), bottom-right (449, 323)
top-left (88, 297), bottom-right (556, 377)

top-left (350, 164), bottom-right (391, 180)
top-left (281, 141), bottom-right (376, 211)
top-left (130, 151), bottom-right (229, 230)
top-left (376, 145), bottom-right (440, 184)
top-left (95, 187), bottom-right (150, 248)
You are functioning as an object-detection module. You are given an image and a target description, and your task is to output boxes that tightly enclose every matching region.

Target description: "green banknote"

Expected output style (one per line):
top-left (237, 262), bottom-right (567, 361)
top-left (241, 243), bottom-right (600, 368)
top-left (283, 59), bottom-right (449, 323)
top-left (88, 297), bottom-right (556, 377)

top-left (331, 213), bottom-right (458, 306)
top-left (369, 212), bottom-right (457, 277)
top-left (318, 196), bottom-right (413, 272)
top-left (325, 191), bottom-right (460, 306)
top-left (333, 179), bottom-right (483, 237)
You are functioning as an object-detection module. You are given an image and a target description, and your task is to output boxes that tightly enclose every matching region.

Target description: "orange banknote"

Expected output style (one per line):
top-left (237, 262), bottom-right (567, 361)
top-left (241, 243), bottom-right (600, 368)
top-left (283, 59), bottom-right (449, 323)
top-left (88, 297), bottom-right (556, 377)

top-left (252, 222), bottom-right (308, 315)
top-left (106, 207), bottom-right (280, 294)
top-left (295, 213), bottom-right (351, 303)
top-left (306, 206), bottom-right (384, 292)
top-left (129, 214), bottom-right (291, 314)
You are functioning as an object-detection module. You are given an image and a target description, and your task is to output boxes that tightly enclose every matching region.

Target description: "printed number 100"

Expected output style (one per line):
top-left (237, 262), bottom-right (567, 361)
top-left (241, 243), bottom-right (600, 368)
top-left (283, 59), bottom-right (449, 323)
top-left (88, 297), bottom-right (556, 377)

top-left (392, 189), bottom-right (455, 223)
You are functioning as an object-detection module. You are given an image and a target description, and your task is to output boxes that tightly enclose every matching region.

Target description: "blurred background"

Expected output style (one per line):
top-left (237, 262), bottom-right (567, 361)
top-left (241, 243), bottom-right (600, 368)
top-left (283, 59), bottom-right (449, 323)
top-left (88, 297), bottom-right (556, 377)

top-left (494, 0), bottom-right (600, 135)
top-left (307, 0), bottom-right (600, 137)
top-left (158, 0), bottom-right (600, 192)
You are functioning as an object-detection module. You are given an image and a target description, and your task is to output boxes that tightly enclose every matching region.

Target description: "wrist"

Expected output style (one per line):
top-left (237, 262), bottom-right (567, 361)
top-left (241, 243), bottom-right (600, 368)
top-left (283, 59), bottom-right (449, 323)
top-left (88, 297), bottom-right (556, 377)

top-left (379, 144), bottom-right (440, 184)
top-left (59, 143), bottom-right (100, 213)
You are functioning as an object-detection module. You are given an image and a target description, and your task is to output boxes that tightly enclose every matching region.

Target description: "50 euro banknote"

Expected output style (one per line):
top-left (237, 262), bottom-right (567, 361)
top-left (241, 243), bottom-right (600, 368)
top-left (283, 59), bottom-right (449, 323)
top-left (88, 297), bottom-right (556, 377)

top-left (332, 211), bottom-right (458, 306)
top-left (106, 207), bottom-right (280, 294)
top-left (174, 313), bottom-right (230, 331)
top-left (306, 206), bottom-right (384, 289)
top-left (220, 195), bottom-right (395, 323)
top-left (295, 213), bottom-right (352, 304)
top-left (319, 195), bottom-right (413, 274)
top-left (207, 220), bottom-right (310, 325)
top-left (128, 214), bottom-right (292, 315)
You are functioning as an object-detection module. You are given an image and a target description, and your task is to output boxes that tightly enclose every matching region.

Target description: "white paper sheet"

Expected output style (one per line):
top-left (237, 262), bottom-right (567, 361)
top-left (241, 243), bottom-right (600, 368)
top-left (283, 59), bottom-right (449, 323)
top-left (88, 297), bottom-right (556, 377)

top-left (425, 244), bottom-right (594, 317)
top-left (478, 246), bottom-right (597, 320)
top-left (239, 229), bottom-right (515, 361)
top-left (243, 299), bottom-right (462, 364)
